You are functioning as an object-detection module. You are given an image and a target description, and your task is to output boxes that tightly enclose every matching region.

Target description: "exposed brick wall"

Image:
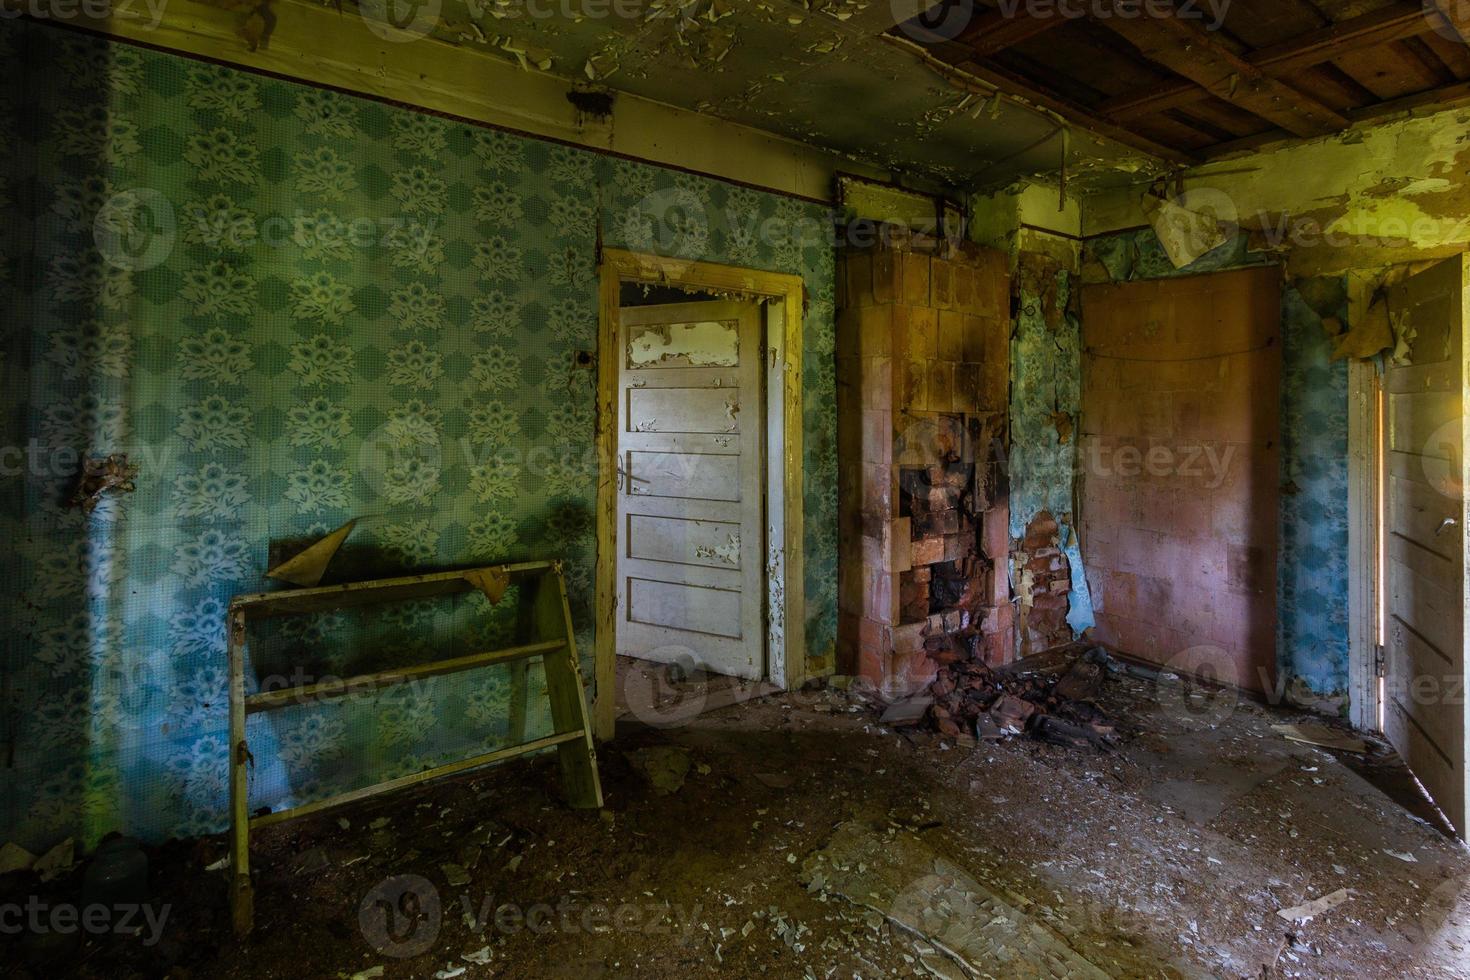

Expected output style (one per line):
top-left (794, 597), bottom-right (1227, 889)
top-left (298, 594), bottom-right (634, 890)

top-left (1015, 511), bottom-right (1074, 655)
top-left (836, 227), bottom-right (1014, 697)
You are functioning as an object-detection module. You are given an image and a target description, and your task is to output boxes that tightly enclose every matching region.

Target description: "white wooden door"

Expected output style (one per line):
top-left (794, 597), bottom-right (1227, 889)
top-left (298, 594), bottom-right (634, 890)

top-left (615, 300), bottom-right (765, 680)
top-left (1383, 254), bottom-right (1470, 838)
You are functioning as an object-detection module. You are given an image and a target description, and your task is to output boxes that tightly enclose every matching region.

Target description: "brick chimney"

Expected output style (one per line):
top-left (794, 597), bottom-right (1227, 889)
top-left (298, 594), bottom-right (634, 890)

top-left (836, 228), bottom-right (1015, 697)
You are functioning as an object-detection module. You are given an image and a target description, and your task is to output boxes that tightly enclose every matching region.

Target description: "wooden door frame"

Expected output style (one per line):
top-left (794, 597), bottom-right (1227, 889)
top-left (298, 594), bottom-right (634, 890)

top-left (1346, 271), bottom-right (1383, 733)
top-left (594, 249), bottom-right (807, 740)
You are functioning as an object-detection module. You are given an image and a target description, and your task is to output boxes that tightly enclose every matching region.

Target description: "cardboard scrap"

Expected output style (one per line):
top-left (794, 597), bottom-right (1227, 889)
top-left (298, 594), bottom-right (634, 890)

top-left (1331, 291), bottom-right (1393, 361)
top-left (33, 837), bottom-right (74, 882)
top-left (1143, 193), bottom-right (1231, 269)
top-left (267, 519), bottom-right (356, 587)
top-left (1271, 723), bottom-right (1368, 754)
top-left (880, 695), bottom-right (934, 727)
top-left (0, 842), bottom-right (36, 876)
top-left (1277, 888), bottom-right (1352, 922)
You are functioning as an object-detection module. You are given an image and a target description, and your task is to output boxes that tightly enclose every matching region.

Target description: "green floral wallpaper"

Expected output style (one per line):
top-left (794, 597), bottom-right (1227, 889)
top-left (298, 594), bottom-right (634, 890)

top-left (0, 21), bottom-right (837, 850)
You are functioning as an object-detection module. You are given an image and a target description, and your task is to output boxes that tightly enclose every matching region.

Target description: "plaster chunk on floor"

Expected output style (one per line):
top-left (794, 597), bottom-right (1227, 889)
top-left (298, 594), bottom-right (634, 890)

top-left (800, 820), bottom-right (1109, 980)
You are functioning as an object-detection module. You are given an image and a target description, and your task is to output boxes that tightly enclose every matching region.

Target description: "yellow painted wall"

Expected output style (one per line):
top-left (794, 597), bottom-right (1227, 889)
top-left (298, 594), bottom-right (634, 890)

top-left (1085, 106), bottom-right (1470, 277)
top-left (33, 0), bottom-right (887, 203)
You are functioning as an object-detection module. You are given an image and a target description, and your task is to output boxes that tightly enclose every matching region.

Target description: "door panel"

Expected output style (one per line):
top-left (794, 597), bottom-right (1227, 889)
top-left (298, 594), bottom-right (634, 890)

top-left (616, 301), bottom-right (764, 680)
top-left (1383, 254), bottom-right (1470, 838)
top-left (1080, 267), bottom-right (1282, 694)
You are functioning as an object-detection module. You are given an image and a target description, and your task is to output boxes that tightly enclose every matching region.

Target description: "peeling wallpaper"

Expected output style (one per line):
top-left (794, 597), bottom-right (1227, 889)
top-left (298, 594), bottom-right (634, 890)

top-left (1009, 261), bottom-right (1095, 637)
top-left (0, 22), bottom-right (836, 850)
top-left (1081, 229), bottom-right (1350, 700)
top-left (1086, 107), bottom-right (1470, 277)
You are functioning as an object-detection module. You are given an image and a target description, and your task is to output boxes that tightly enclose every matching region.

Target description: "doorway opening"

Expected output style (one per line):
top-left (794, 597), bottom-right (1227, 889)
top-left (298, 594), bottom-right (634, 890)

top-left (593, 251), bottom-right (807, 738)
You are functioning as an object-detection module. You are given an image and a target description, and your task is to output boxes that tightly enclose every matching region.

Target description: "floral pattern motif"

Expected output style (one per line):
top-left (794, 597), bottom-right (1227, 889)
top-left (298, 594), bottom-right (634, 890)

top-left (2, 25), bottom-right (837, 853)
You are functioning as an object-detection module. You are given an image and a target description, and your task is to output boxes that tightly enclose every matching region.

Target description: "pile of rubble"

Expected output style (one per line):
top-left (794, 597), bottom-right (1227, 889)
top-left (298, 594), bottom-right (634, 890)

top-left (925, 647), bottom-right (1121, 749)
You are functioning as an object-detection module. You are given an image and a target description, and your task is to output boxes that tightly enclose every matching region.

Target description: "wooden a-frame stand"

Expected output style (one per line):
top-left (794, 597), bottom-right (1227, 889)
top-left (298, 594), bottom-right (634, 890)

top-left (226, 560), bottom-right (602, 937)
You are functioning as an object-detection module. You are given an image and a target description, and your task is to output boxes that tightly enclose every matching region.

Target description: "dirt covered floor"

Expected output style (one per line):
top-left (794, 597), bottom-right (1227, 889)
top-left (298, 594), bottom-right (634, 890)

top-left (5, 654), bottom-right (1470, 979)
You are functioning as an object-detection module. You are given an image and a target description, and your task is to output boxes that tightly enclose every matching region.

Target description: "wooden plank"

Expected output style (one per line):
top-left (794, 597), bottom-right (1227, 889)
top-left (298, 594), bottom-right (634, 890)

top-left (1092, 3), bottom-right (1348, 136)
top-left (1390, 475), bottom-right (1463, 566)
top-left (595, 258), bottom-right (621, 741)
top-left (1389, 556), bottom-right (1461, 659)
top-left (1388, 390), bottom-right (1461, 458)
top-left (1418, 28), bottom-right (1470, 79)
top-left (230, 563), bottom-right (549, 617)
top-left (244, 640), bottom-right (567, 713)
top-left (534, 567), bottom-right (604, 809)
top-left (1398, 35), bottom-right (1461, 86)
top-left (1204, 76), bottom-right (1470, 156)
top-left (1333, 43), bottom-right (1450, 101)
top-left (228, 607), bottom-right (254, 938)
top-left (908, 46), bottom-right (1197, 164)
top-left (953, 6), bottom-right (1072, 56)
top-left (1098, 1), bottom-right (1428, 121)
top-left (248, 731), bottom-right (586, 829)
top-left (1385, 694), bottom-right (1461, 832)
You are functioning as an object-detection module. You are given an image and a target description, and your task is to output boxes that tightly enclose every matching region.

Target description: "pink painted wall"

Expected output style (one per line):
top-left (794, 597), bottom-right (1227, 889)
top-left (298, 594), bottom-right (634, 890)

top-left (1080, 267), bottom-right (1282, 694)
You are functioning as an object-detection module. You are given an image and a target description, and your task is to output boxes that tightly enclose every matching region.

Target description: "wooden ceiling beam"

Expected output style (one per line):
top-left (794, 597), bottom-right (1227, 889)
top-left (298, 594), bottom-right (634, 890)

top-left (1090, 1), bottom-right (1349, 137)
top-left (952, 6), bottom-right (1073, 57)
top-left (1428, 0), bottom-right (1470, 46)
top-left (1098, 1), bottom-right (1432, 121)
top-left (945, 54), bottom-right (1199, 164)
top-left (1200, 76), bottom-right (1470, 158)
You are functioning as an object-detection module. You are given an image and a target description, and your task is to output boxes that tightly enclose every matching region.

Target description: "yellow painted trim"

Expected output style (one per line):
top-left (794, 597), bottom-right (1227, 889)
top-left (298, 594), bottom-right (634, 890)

top-left (21, 2), bottom-right (866, 202)
top-left (594, 249), bottom-right (806, 739)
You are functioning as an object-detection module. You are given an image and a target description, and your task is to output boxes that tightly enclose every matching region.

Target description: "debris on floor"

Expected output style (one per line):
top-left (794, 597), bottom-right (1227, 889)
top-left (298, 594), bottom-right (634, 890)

top-left (625, 745), bottom-right (693, 795)
top-left (0, 842), bottom-right (35, 876)
top-left (32, 837), bottom-right (75, 883)
top-left (5, 656), bottom-right (1467, 979)
top-left (801, 819), bottom-right (1110, 979)
top-left (1277, 888), bottom-right (1353, 922)
top-left (924, 645), bottom-right (1119, 749)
